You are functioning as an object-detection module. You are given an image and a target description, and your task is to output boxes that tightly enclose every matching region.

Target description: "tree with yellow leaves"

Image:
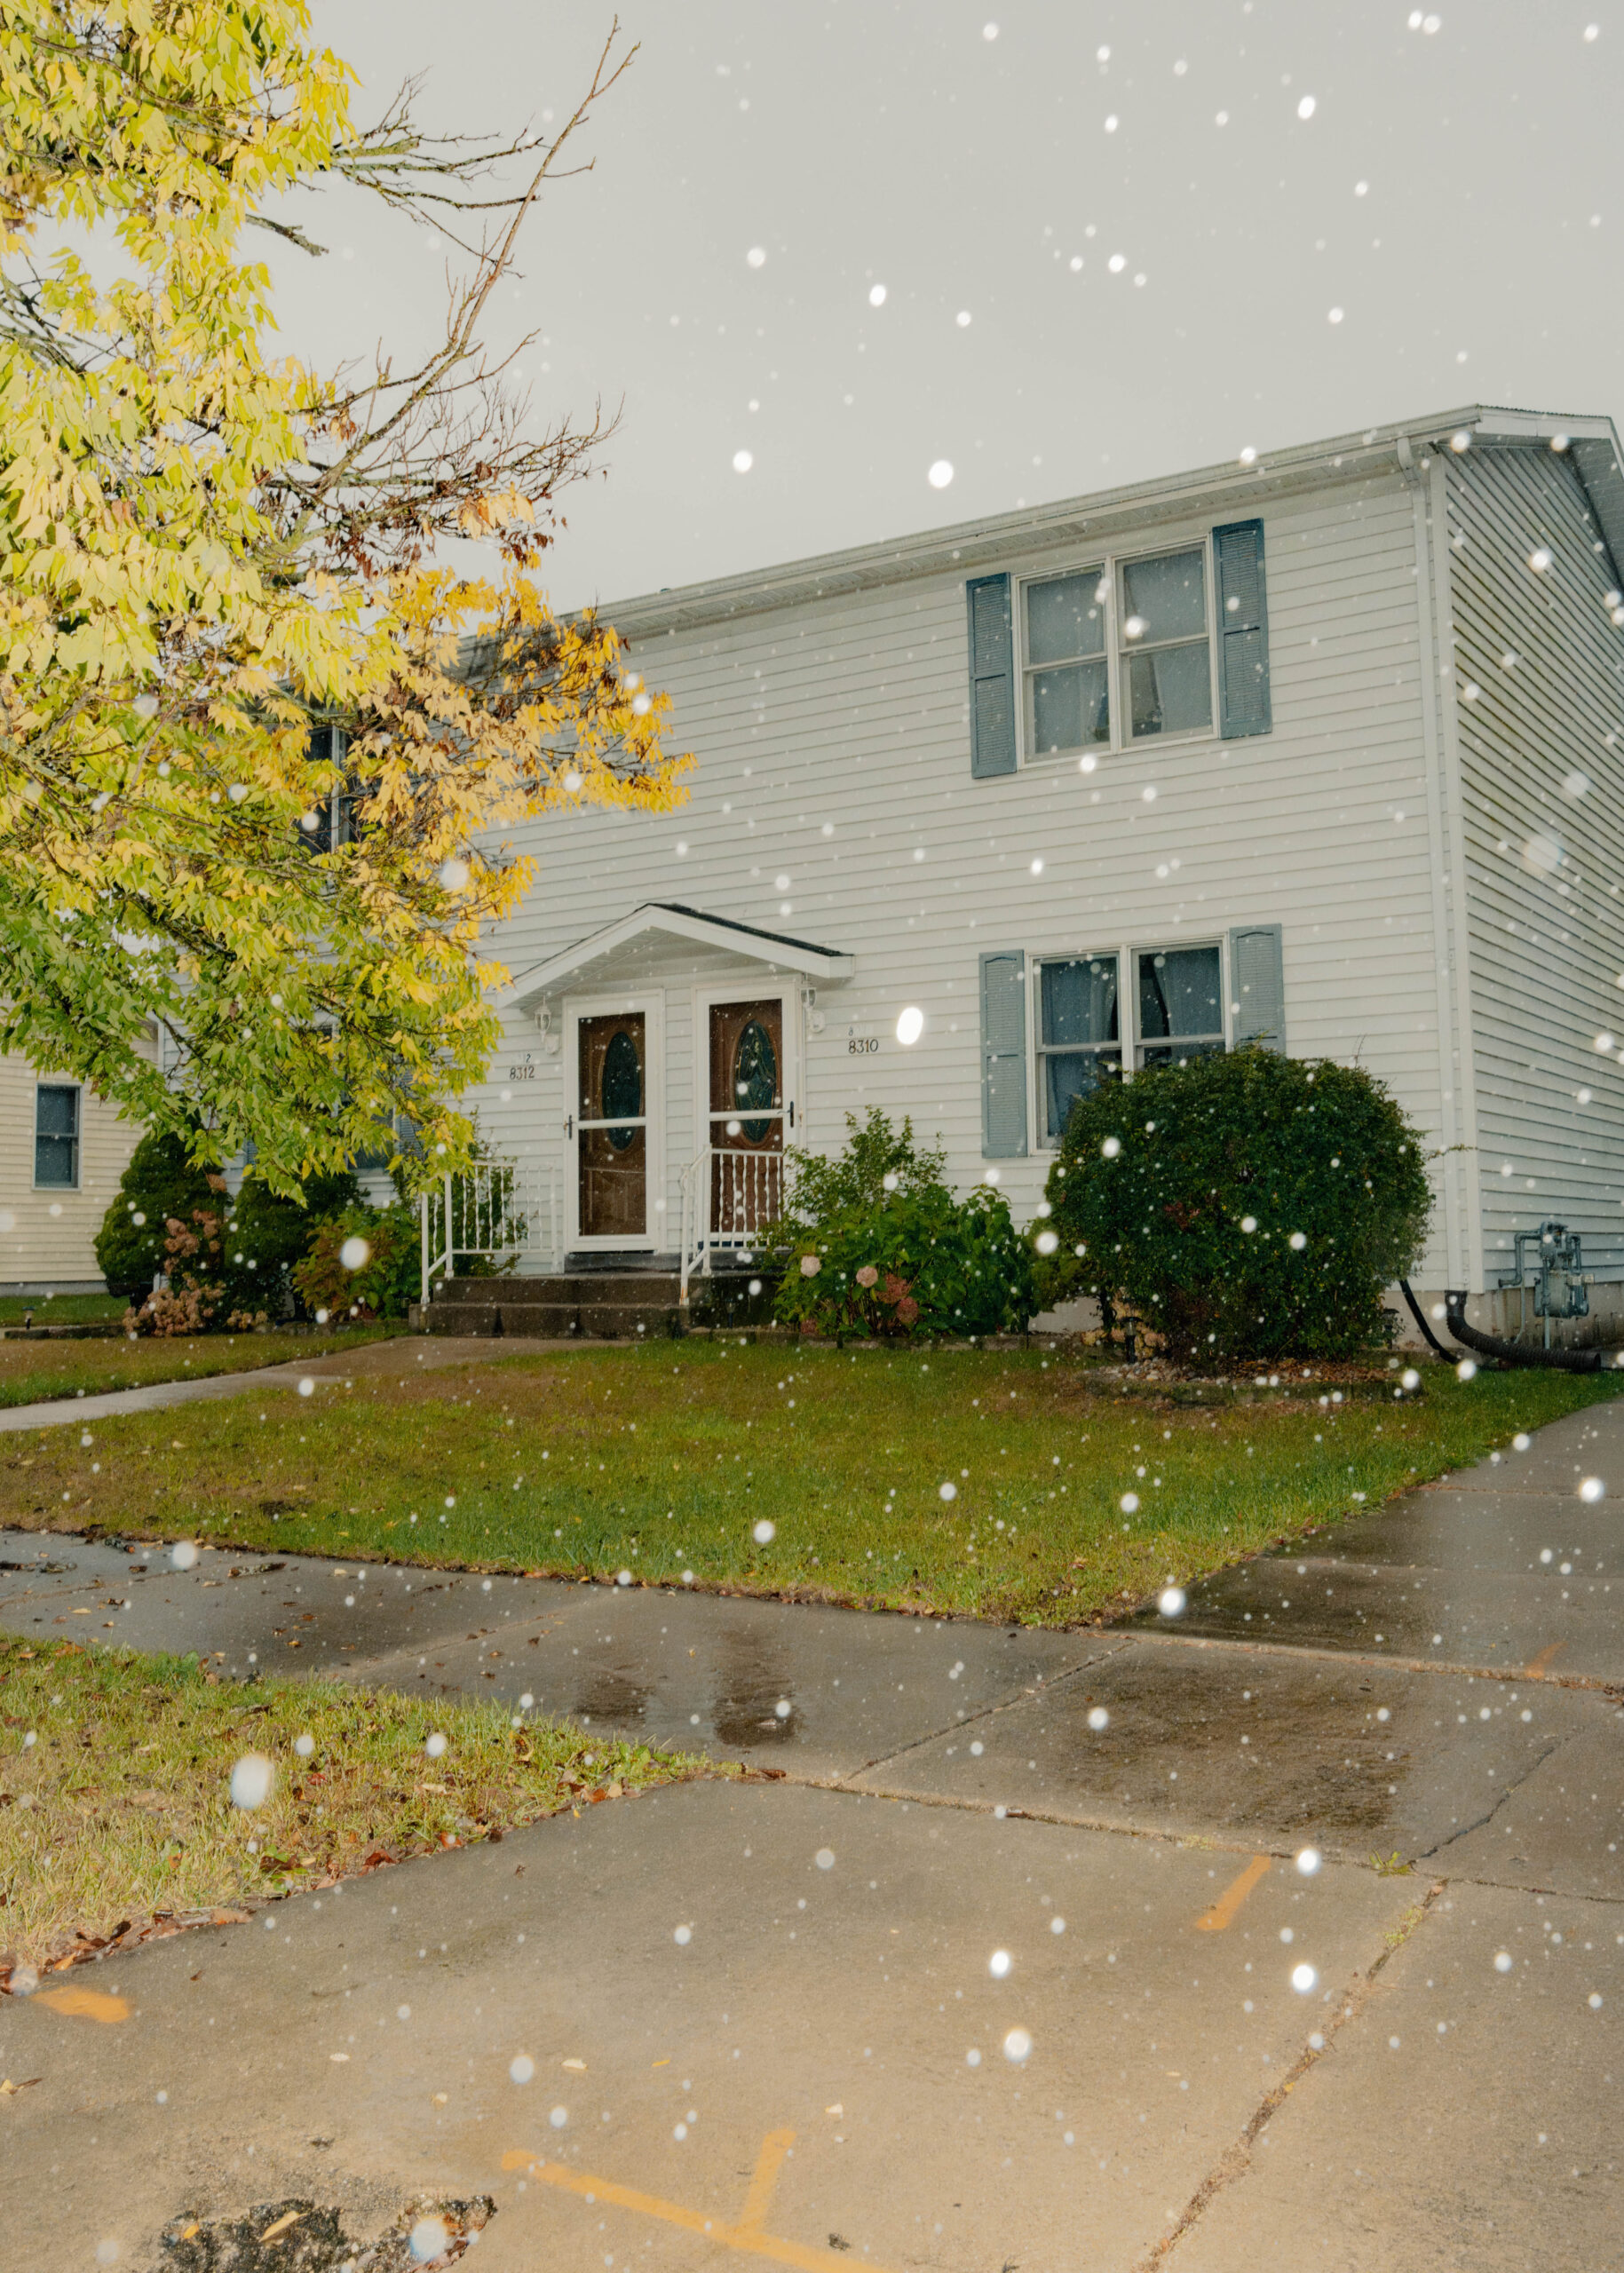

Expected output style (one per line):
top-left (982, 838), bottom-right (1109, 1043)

top-left (0, 5), bottom-right (688, 1191)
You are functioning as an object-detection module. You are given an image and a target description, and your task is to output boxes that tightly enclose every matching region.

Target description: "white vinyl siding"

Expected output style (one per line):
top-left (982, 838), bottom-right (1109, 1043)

top-left (1446, 441), bottom-right (1624, 1280)
top-left (477, 465), bottom-right (1455, 1280)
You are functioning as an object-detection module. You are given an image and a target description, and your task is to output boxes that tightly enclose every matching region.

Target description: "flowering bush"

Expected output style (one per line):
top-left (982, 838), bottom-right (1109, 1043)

top-left (1035, 1047), bottom-right (1430, 1363)
top-left (291, 1203), bottom-right (419, 1320)
top-left (772, 1117), bottom-right (1036, 1342)
top-left (122, 1204), bottom-right (231, 1335)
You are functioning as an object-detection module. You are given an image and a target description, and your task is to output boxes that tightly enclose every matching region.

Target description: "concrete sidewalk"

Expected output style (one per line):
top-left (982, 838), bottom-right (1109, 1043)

top-left (2, 1400), bottom-right (1621, 2269)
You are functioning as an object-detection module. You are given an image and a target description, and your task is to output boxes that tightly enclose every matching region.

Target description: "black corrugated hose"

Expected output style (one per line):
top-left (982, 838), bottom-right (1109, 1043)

top-left (1443, 1286), bottom-right (1603, 1374)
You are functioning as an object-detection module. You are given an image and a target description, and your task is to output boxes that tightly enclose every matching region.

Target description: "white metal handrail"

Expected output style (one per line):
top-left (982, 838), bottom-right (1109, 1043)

top-left (679, 1144), bottom-right (784, 1310)
top-left (420, 1160), bottom-right (560, 1301)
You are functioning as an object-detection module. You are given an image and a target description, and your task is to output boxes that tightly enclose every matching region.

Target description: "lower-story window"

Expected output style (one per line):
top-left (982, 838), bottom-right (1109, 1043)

top-left (36, 1083), bottom-right (80, 1187)
top-left (1035, 939), bottom-right (1230, 1145)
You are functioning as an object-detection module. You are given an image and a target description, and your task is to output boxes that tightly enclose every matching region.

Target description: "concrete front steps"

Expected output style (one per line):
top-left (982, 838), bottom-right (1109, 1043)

top-left (424, 1272), bottom-right (684, 1340)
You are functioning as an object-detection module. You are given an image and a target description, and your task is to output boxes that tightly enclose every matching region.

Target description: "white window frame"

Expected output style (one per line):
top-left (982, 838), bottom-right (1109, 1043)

top-left (1018, 535), bottom-right (1219, 768)
top-left (1030, 938), bottom-right (1232, 1148)
top-left (34, 1081), bottom-right (82, 1190)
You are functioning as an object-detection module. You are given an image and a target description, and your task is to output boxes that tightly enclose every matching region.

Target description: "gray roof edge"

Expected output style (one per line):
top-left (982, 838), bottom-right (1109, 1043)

top-left (583, 404), bottom-right (1619, 639)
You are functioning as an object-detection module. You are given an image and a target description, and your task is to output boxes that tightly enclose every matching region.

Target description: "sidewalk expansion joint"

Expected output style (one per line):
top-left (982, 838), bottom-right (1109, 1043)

top-left (830, 1639), bottom-right (1132, 1786)
top-left (1134, 1877), bottom-right (1447, 2271)
top-left (1125, 1624), bottom-right (1622, 1695)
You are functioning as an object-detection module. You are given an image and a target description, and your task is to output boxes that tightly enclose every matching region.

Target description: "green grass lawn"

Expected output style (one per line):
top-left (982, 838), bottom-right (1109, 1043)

top-left (0, 1323), bottom-right (401, 1408)
top-left (1, 1342), bottom-right (1617, 1624)
top-left (0, 1292), bottom-right (128, 1325)
top-left (0, 1632), bottom-right (709, 1974)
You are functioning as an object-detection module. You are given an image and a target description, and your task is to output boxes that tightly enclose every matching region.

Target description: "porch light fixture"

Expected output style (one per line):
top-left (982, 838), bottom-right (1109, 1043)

top-left (896, 1005), bottom-right (924, 1045)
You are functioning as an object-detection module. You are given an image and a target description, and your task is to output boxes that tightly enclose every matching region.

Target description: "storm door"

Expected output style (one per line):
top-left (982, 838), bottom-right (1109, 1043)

top-left (569, 1006), bottom-right (653, 1247)
top-left (706, 993), bottom-right (790, 1240)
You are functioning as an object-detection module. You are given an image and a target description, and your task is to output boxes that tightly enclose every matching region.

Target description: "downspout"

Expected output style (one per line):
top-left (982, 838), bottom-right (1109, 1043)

top-left (1427, 451), bottom-right (1487, 1295)
top-left (1401, 435), bottom-right (1469, 1289)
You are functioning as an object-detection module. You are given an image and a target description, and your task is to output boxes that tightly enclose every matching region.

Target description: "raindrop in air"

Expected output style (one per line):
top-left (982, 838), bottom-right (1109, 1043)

top-left (171, 1540), bottom-right (198, 1571)
top-left (409, 2218), bottom-right (451, 2263)
top-left (510, 2055), bottom-right (535, 2084)
top-left (753, 1519), bottom-right (776, 1544)
top-left (229, 1754), bottom-right (273, 1810)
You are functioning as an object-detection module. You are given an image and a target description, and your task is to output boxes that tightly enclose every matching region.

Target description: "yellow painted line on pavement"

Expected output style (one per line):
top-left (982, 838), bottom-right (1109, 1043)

top-left (1525, 1641), bottom-right (1565, 1677)
top-left (1194, 1853), bottom-right (1272, 1932)
top-left (738, 2126), bottom-right (796, 2229)
top-left (31, 1985), bottom-right (129, 2023)
top-left (502, 2137), bottom-right (902, 2272)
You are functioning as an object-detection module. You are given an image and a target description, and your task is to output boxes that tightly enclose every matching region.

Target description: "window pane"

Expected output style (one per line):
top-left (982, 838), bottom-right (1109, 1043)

top-left (1121, 549), bottom-right (1206, 643)
top-left (1044, 1049), bottom-right (1119, 1140)
top-left (1137, 946), bottom-right (1223, 1041)
top-left (1042, 958), bottom-right (1119, 1047)
top-left (1032, 659), bottom-right (1108, 754)
top-left (1026, 571), bottom-right (1106, 666)
top-left (1140, 1040), bottom-right (1224, 1073)
top-left (36, 1085), bottom-right (77, 1138)
top-left (1127, 642), bottom-right (1212, 739)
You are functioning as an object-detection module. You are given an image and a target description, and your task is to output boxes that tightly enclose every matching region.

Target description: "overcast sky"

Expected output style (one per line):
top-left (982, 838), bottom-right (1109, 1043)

top-left (270, 1), bottom-right (1620, 611)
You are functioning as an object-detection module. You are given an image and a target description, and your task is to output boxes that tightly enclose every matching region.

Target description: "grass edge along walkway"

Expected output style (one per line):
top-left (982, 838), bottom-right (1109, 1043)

top-left (0, 1632), bottom-right (719, 1978)
top-left (0, 1323), bottom-right (400, 1409)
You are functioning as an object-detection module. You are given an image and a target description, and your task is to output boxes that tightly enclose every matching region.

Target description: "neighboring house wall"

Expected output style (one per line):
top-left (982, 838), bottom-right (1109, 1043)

top-left (0, 1051), bottom-right (142, 1289)
top-left (1445, 440), bottom-right (1624, 1283)
top-left (482, 457), bottom-right (1462, 1279)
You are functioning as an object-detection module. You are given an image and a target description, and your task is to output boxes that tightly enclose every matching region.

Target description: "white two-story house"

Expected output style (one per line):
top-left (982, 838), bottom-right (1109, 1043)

top-left (447, 404), bottom-right (1624, 1331)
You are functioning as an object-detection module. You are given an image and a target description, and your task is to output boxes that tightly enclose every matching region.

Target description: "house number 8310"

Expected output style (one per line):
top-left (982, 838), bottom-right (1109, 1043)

top-left (847, 1036), bottom-right (880, 1055)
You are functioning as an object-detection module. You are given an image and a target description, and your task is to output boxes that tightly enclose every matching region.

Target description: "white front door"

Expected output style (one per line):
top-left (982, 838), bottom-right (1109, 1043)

top-left (565, 994), bottom-right (662, 1251)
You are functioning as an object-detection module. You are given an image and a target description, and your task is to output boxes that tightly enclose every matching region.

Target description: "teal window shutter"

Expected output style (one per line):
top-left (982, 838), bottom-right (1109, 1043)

top-left (967, 574), bottom-right (1017, 777)
top-left (1214, 519), bottom-right (1271, 739)
top-left (1229, 924), bottom-right (1285, 1051)
top-left (979, 949), bottom-right (1028, 1156)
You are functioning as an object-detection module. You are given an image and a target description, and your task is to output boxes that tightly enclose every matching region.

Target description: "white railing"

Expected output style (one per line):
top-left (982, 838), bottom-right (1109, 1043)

top-left (420, 1161), bottom-right (560, 1301)
top-left (679, 1144), bottom-right (785, 1310)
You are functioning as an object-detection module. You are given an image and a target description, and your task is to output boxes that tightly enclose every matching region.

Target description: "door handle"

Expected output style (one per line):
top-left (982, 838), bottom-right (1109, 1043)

top-left (788, 1099), bottom-right (795, 1129)
top-left (564, 1114), bottom-right (574, 1140)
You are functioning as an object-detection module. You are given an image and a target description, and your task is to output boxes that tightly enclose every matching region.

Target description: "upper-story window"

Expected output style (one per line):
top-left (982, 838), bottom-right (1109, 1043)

top-left (1022, 542), bottom-right (1214, 762)
top-left (35, 1083), bottom-right (80, 1188)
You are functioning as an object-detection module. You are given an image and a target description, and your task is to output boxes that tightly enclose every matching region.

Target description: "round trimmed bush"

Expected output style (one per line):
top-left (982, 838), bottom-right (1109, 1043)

top-left (1035, 1048), bottom-right (1430, 1363)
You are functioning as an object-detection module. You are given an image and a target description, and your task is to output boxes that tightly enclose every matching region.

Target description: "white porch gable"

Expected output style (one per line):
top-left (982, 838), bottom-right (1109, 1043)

top-left (500, 901), bottom-right (854, 1013)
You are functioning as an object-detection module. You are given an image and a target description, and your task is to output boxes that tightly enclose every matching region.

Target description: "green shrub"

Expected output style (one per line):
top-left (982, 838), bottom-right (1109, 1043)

top-left (95, 1129), bottom-right (219, 1301)
top-left (218, 1168), bottom-right (362, 1319)
top-left (781, 1108), bottom-right (947, 1222)
top-left (772, 1113), bottom-right (1036, 1341)
top-left (1036, 1048), bottom-right (1430, 1364)
top-left (291, 1201), bottom-right (419, 1320)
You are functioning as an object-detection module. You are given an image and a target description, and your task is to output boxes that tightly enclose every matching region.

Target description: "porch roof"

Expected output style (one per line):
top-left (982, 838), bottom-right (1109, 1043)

top-left (499, 901), bottom-right (854, 1012)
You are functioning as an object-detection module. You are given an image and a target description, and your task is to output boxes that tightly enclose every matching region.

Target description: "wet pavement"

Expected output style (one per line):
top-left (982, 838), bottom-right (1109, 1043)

top-left (0, 1336), bottom-right (573, 1432)
top-left (3, 1399), bottom-right (1622, 2266)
